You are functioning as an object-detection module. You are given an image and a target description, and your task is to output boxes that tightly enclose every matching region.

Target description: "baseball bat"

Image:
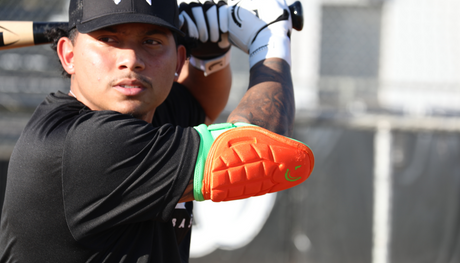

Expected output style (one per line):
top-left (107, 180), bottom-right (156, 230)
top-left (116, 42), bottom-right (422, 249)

top-left (289, 1), bottom-right (304, 31)
top-left (0, 21), bottom-right (67, 51)
top-left (0, 1), bottom-right (304, 51)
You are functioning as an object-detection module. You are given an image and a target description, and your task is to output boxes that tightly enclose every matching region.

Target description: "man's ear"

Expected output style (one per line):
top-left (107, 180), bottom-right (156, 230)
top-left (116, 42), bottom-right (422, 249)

top-left (174, 45), bottom-right (187, 80)
top-left (57, 37), bottom-right (75, 75)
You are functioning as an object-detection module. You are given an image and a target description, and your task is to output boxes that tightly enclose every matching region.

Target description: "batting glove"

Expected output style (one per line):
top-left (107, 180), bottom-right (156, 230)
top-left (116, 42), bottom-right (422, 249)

top-left (179, 0), bottom-right (231, 76)
top-left (227, 0), bottom-right (292, 68)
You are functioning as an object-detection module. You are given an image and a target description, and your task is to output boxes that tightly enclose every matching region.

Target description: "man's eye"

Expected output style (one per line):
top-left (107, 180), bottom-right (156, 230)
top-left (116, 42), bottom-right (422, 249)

top-left (144, 39), bottom-right (160, 45)
top-left (99, 37), bottom-right (115, 43)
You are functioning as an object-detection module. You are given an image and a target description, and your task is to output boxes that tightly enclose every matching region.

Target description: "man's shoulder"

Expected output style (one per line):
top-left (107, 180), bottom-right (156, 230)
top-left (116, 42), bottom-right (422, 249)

top-left (20, 91), bottom-right (83, 140)
top-left (30, 91), bottom-right (85, 125)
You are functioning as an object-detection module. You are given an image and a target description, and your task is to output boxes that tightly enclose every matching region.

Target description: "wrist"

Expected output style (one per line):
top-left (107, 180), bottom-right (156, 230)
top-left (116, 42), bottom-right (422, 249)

top-left (189, 49), bottom-right (232, 76)
top-left (249, 29), bottom-right (291, 69)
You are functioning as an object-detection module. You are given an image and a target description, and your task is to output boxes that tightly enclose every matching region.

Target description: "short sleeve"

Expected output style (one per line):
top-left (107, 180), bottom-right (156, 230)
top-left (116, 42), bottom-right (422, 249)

top-left (61, 111), bottom-right (200, 244)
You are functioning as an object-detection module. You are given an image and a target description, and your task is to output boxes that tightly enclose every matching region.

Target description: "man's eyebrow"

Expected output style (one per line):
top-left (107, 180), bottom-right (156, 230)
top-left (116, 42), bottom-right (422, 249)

top-left (99, 26), bottom-right (117, 33)
top-left (145, 29), bottom-right (169, 37)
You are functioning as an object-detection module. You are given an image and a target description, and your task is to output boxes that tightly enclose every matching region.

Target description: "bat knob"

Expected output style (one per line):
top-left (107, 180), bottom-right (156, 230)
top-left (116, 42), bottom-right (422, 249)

top-left (289, 1), bottom-right (304, 31)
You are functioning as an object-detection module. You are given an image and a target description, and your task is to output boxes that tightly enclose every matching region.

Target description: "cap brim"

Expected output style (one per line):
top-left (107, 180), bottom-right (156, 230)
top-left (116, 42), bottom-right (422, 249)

top-left (77, 13), bottom-right (185, 37)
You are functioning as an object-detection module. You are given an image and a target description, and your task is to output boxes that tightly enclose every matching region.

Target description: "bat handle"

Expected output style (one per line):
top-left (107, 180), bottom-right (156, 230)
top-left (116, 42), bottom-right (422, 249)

top-left (32, 22), bottom-right (68, 45)
top-left (289, 1), bottom-right (304, 31)
top-left (221, 0), bottom-right (304, 31)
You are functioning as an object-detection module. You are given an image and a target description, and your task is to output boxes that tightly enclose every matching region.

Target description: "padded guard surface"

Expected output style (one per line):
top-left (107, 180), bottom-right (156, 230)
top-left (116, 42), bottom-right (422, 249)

top-left (203, 126), bottom-right (314, 202)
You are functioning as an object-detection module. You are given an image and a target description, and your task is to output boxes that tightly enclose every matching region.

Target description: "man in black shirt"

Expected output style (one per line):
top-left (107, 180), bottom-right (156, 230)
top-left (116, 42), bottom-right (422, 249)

top-left (0, 0), bottom-right (314, 262)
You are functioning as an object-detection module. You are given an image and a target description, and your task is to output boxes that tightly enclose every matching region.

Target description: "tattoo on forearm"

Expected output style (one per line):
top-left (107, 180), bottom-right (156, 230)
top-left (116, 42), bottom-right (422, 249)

top-left (228, 59), bottom-right (295, 136)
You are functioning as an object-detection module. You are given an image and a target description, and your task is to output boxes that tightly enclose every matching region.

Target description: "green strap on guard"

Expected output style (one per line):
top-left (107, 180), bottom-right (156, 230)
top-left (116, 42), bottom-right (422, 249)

top-left (193, 122), bottom-right (254, 201)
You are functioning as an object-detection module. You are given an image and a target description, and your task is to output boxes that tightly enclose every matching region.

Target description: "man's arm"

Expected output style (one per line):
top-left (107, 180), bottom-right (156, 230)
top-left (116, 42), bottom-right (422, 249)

top-left (178, 0), bottom-right (313, 203)
top-left (177, 1), bottom-right (233, 125)
top-left (227, 58), bottom-right (294, 137)
top-left (178, 60), bottom-right (232, 125)
top-left (225, 0), bottom-right (295, 136)
top-left (178, 58), bottom-right (295, 203)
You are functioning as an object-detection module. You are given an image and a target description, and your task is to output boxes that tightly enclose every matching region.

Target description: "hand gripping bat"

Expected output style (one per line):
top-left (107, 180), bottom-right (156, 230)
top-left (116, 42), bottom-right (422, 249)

top-left (0, 1), bottom-right (303, 51)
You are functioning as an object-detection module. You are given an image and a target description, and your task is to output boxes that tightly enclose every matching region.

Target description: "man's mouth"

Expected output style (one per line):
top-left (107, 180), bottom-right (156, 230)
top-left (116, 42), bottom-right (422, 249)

top-left (119, 85), bottom-right (140, 89)
top-left (112, 76), bottom-right (152, 96)
top-left (114, 84), bottom-right (145, 96)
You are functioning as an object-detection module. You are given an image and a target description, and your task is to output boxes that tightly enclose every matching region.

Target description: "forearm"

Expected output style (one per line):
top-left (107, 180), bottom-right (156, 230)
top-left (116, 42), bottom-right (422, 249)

top-left (178, 60), bottom-right (232, 124)
top-left (179, 179), bottom-right (195, 203)
top-left (227, 58), bottom-right (295, 136)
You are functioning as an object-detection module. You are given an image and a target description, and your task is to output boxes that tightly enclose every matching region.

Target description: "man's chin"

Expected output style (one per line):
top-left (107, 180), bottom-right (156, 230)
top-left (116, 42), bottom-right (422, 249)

top-left (124, 108), bottom-right (155, 123)
top-left (110, 102), bottom-right (156, 122)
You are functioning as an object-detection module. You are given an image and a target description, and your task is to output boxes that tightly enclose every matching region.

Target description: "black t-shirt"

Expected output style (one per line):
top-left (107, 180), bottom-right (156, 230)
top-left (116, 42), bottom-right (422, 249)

top-left (0, 83), bottom-right (205, 263)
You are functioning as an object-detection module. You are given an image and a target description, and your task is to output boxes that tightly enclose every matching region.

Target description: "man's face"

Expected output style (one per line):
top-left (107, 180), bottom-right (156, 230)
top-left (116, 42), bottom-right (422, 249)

top-left (59, 23), bottom-right (185, 122)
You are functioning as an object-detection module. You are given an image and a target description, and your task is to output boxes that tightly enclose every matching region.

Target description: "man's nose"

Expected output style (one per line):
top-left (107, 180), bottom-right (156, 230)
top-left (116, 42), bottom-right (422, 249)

top-left (116, 48), bottom-right (146, 71)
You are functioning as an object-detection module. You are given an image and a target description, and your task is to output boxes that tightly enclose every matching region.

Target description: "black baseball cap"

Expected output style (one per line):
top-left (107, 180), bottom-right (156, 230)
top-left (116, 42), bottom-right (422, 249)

top-left (68, 0), bottom-right (184, 36)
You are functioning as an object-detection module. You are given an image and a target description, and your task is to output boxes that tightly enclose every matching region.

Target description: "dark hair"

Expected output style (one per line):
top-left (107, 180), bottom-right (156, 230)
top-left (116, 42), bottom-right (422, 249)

top-left (47, 27), bottom-right (194, 79)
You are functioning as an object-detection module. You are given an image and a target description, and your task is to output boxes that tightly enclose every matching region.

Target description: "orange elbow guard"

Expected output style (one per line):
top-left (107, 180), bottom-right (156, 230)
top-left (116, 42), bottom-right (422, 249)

top-left (193, 123), bottom-right (314, 202)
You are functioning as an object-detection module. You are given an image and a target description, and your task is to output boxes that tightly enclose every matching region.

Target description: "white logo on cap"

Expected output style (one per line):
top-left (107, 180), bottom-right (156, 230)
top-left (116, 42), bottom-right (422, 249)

top-left (112, 0), bottom-right (150, 5)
